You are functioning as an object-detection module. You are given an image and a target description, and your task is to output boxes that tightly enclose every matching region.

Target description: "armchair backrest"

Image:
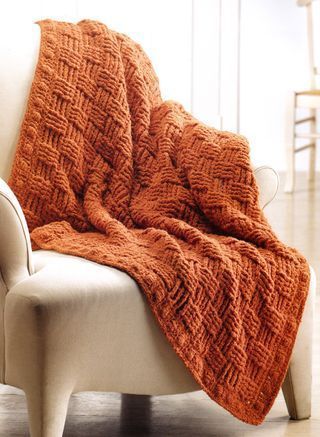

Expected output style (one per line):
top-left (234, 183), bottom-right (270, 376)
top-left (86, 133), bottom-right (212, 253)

top-left (0, 22), bottom-right (40, 181)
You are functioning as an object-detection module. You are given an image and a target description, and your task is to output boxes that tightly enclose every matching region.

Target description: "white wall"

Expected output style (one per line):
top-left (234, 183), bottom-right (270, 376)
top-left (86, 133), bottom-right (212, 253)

top-left (1, 0), bottom-right (316, 171)
top-left (192, 0), bottom-right (318, 171)
top-left (2, 0), bottom-right (193, 111)
top-left (79, 0), bottom-right (194, 110)
top-left (239, 0), bottom-right (318, 171)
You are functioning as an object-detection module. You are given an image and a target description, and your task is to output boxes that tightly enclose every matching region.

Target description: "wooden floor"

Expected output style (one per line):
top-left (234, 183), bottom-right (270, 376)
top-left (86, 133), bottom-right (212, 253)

top-left (0, 172), bottom-right (319, 436)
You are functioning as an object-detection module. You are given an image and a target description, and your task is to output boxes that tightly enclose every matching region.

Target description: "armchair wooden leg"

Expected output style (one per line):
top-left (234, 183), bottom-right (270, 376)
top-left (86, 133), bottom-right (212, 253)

top-left (25, 385), bottom-right (71, 437)
top-left (120, 394), bottom-right (152, 434)
top-left (282, 266), bottom-right (315, 420)
top-left (282, 365), bottom-right (311, 420)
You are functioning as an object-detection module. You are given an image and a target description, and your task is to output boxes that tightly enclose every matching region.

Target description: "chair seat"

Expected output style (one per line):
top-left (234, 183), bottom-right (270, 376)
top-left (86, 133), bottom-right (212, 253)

top-left (296, 90), bottom-right (320, 108)
top-left (4, 250), bottom-right (199, 396)
top-left (296, 89), bottom-right (320, 95)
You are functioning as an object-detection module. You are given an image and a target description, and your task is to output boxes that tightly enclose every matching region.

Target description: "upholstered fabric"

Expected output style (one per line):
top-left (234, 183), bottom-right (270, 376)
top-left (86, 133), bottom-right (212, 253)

top-left (0, 179), bottom-right (34, 287)
top-left (0, 22), bottom-right (40, 182)
top-left (5, 249), bottom-right (199, 396)
top-left (253, 166), bottom-right (279, 209)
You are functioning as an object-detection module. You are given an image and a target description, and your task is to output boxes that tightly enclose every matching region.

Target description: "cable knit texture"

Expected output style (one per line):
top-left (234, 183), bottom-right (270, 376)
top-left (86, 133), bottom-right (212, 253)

top-left (9, 20), bottom-right (310, 425)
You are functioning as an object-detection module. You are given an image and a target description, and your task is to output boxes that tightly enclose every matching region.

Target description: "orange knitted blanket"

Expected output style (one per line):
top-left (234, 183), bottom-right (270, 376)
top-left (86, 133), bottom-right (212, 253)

top-left (10, 20), bottom-right (310, 425)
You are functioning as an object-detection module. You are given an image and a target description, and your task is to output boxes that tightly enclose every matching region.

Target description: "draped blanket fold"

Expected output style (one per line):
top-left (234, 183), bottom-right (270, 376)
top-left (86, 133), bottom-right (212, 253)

top-left (9, 19), bottom-right (310, 425)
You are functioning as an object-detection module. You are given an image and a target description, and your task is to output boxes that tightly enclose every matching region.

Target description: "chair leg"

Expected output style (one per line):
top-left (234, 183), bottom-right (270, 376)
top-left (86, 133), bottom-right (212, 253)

top-left (308, 109), bottom-right (316, 183)
top-left (285, 150), bottom-right (295, 193)
top-left (308, 143), bottom-right (316, 183)
top-left (285, 94), bottom-right (296, 193)
top-left (120, 394), bottom-right (152, 434)
top-left (282, 365), bottom-right (311, 420)
top-left (282, 266), bottom-right (315, 419)
top-left (24, 385), bottom-right (71, 437)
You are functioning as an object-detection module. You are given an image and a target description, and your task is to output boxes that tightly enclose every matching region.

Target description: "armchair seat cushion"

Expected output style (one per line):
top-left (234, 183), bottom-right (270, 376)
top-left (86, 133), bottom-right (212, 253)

top-left (4, 250), bottom-right (199, 396)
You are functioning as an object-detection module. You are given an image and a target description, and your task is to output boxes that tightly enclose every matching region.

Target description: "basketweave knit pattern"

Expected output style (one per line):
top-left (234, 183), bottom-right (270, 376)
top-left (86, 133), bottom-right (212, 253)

top-left (9, 20), bottom-right (310, 425)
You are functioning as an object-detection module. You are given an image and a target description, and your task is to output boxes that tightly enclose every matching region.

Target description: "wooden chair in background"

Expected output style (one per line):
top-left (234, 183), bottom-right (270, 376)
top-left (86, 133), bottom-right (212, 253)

top-left (285, 0), bottom-right (319, 192)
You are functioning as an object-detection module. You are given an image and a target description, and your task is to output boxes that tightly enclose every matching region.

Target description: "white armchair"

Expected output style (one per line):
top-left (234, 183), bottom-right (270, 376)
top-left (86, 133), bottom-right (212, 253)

top-left (0, 22), bottom-right (316, 437)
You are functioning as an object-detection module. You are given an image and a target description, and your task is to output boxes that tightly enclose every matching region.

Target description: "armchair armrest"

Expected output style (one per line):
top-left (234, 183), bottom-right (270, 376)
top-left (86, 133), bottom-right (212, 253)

top-left (0, 178), bottom-right (33, 290)
top-left (253, 165), bottom-right (279, 209)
